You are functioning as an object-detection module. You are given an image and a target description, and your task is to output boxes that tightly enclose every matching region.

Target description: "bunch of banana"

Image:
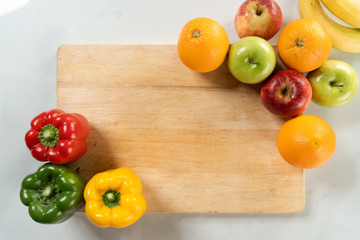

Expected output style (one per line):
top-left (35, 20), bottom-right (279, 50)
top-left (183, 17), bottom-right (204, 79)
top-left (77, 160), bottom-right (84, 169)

top-left (321, 0), bottom-right (360, 28)
top-left (299, 0), bottom-right (360, 53)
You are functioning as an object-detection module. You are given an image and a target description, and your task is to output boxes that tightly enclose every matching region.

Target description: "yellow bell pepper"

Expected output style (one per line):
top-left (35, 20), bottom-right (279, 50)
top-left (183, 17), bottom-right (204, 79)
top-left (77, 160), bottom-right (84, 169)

top-left (84, 167), bottom-right (146, 228)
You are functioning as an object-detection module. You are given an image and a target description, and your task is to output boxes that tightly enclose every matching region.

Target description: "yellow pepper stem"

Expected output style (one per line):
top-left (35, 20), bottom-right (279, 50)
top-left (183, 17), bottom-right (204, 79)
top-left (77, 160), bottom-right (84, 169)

top-left (102, 189), bottom-right (121, 208)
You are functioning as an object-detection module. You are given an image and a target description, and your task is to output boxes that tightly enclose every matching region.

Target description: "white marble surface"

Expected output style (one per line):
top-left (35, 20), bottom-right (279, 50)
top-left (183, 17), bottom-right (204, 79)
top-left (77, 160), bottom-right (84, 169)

top-left (1, 0), bottom-right (359, 239)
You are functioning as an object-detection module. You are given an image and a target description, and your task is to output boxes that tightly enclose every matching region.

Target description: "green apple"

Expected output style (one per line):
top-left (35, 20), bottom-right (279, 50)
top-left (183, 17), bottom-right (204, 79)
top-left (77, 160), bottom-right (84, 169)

top-left (227, 36), bottom-right (276, 84)
top-left (307, 60), bottom-right (359, 107)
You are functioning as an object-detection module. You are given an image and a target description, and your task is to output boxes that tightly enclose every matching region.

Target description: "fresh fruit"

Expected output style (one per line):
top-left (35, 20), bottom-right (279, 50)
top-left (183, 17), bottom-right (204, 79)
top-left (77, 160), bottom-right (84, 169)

top-left (277, 18), bottom-right (332, 73)
top-left (177, 17), bottom-right (229, 73)
top-left (234, 0), bottom-right (283, 40)
top-left (299, 0), bottom-right (360, 53)
top-left (320, 0), bottom-right (360, 28)
top-left (84, 167), bottom-right (146, 228)
top-left (307, 60), bottom-right (359, 107)
top-left (277, 115), bottom-right (336, 169)
top-left (25, 109), bottom-right (90, 164)
top-left (20, 163), bottom-right (87, 224)
top-left (260, 70), bottom-right (312, 118)
top-left (227, 36), bottom-right (276, 84)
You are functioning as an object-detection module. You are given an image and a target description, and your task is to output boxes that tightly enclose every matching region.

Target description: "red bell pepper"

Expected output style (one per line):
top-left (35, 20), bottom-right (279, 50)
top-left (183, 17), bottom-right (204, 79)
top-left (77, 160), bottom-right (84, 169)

top-left (25, 109), bottom-right (90, 164)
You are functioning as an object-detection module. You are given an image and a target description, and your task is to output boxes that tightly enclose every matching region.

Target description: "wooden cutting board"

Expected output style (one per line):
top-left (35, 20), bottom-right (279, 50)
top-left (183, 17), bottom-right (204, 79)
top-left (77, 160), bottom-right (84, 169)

top-left (57, 44), bottom-right (304, 213)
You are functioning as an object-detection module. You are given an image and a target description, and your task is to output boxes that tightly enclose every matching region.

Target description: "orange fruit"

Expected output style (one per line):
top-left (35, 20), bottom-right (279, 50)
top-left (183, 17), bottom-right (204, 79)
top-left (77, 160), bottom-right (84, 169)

top-left (277, 18), bottom-right (332, 72)
top-left (177, 17), bottom-right (229, 73)
top-left (277, 115), bottom-right (336, 169)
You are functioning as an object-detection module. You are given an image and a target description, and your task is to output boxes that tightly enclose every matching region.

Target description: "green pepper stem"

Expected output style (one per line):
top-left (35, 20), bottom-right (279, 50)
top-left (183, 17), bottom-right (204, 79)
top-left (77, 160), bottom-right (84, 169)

top-left (42, 186), bottom-right (53, 197)
top-left (102, 189), bottom-right (121, 208)
top-left (38, 123), bottom-right (60, 147)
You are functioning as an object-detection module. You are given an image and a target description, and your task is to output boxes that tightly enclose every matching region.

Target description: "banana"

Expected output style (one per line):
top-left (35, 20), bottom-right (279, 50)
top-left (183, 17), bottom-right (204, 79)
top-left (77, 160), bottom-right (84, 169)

top-left (320, 0), bottom-right (360, 28)
top-left (299, 0), bottom-right (360, 53)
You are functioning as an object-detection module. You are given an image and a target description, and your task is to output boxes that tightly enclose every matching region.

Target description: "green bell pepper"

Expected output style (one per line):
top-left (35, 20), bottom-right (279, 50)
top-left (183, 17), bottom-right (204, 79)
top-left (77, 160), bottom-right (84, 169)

top-left (20, 163), bottom-right (86, 224)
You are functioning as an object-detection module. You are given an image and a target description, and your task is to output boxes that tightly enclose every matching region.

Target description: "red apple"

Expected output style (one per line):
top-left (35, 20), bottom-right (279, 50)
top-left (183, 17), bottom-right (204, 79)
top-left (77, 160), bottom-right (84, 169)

top-left (235, 0), bottom-right (283, 40)
top-left (260, 70), bottom-right (312, 118)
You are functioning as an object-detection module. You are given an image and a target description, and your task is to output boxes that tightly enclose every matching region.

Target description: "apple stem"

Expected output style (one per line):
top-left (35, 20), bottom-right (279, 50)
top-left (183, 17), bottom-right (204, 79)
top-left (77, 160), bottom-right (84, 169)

top-left (282, 88), bottom-right (288, 96)
top-left (249, 59), bottom-right (257, 64)
top-left (296, 40), bottom-right (304, 47)
top-left (281, 86), bottom-right (290, 97)
top-left (256, 4), bottom-right (262, 16)
top-left (192, 30), bottom-right (200, 38)
top-left (331, 83), bottom-right (344, 88)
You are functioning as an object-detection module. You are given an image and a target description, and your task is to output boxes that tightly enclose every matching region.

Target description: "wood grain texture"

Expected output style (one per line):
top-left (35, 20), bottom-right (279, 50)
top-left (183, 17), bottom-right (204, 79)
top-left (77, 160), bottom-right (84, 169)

top-left (57, 44), bottom-right (304, 213)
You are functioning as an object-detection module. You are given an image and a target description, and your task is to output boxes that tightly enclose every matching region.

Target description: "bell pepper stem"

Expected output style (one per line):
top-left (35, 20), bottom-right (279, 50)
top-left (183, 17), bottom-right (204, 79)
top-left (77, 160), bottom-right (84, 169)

top-left (42, 186), bottom-right (53, 197)
top-left (43, 130), bottom-right (55, 141)
top-left (106, 193), bottom-right (116, 202)
top-left (38, 124), bottom-right (60, 147)
top-left (103, 190), bottom-right (121, 208)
